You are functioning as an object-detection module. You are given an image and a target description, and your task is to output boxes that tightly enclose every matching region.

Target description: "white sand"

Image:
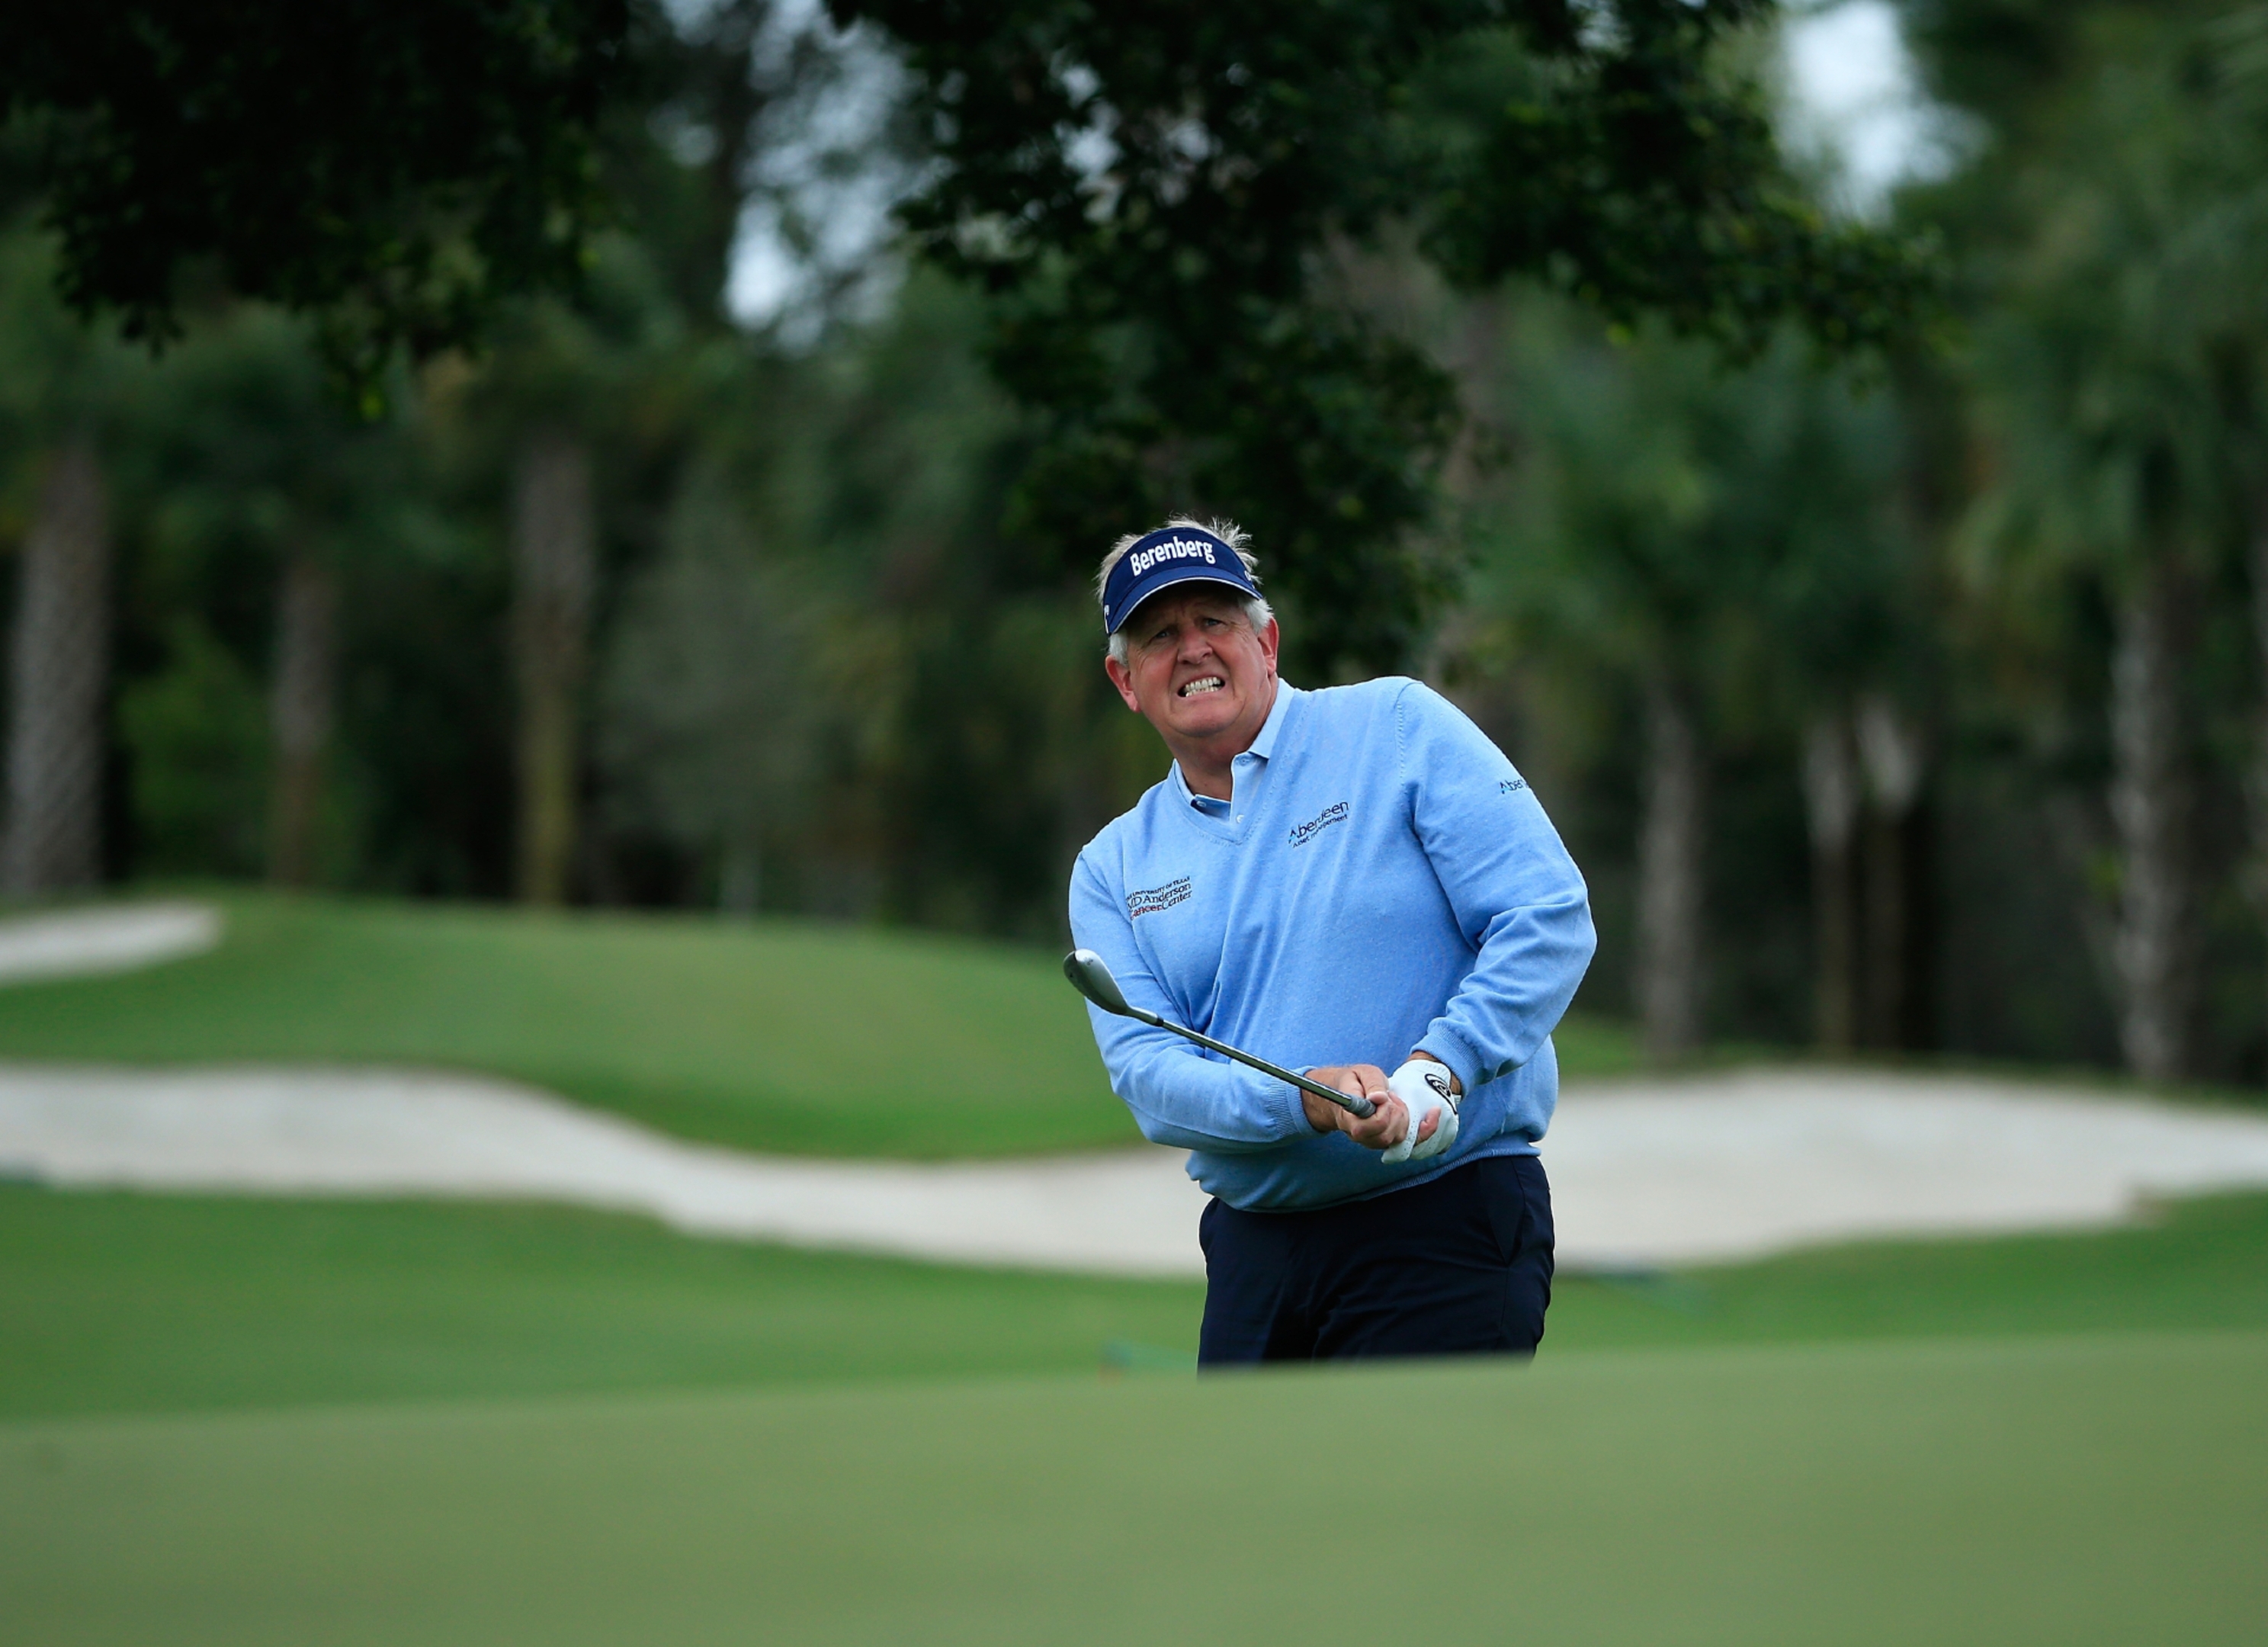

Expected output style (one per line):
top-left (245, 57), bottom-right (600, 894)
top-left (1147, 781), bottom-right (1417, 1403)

top-left (6, 1061), bottom-right (2268, 1274)
top-left (0, 902), bottom-right (220, 984)
top-left (0, 1065), bottom-right (1208, 1274)
top-left (1546, 1069), bottom-right (2268, 1266)
top-left (8, 900), bottom-right (2263, 1271)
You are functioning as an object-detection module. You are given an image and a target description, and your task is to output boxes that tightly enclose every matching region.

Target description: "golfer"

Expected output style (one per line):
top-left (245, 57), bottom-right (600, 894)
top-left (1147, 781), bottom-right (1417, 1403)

top-left (1070, 519), bottom-right (1596, 1363)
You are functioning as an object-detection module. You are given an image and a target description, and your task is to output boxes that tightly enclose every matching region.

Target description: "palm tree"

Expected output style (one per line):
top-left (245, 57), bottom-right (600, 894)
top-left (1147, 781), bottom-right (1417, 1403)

top-left (1952, 17), bottom-right (2267, 1080)
top-left (0, 222), bottom-right (131, 897)
top-left (119, 304), bottom-right (422, 889)
top-left (509, 427), bottom-right (598, 907)
top-left (3, 437), bottom-right (111, 894)
top-left (1468, 291), bottom-right (1926, 1060)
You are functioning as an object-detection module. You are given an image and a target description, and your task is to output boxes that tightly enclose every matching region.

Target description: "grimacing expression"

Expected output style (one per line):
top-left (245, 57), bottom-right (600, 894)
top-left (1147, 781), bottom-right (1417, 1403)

top-left (1105, 588), bottom-right (1280, 746)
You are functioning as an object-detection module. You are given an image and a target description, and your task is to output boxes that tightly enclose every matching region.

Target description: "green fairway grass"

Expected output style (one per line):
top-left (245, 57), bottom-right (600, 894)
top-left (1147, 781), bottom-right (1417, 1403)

top-left (5, 1331), bottom-right (2262, 1645)
top-left (1551, 1189), bottom-right (2268, 1348)
top-left (0, 1187), bottom-right (1204, 1421)
top-left (5, 1184), bottom-right (2266, 1422)
top-left (0, 892), bottom-right (1639, 1154)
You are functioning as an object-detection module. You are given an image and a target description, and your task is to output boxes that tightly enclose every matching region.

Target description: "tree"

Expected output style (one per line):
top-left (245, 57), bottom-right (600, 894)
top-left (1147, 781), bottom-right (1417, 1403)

top-left (599, 466), bottom-right (816, 913)
top-left (0, 214), bottom-right (137, 897)
top-left (1801, 708), bottom-right (1861, 1051)
top-left (266, 550), bottom-right (337, 888)
top-left (1463, 296), bottom-right (1920, 1058)
top-left (0, 0), bottom-right (637, 400)
top-left (1910, 0), bottom-right (2268, 1080)
top-left (838, 0), bottom-right (1938, 673)
top-left (509, 429), bottom-right (598, 905)
top-left (1464, 307), bottom-right (1740, 1058)
top-left (426, 2), bottom-right (871, 907)
top-left (102, 300), bottom-right (434, 887)
top-left (1759, 367), bottom-right (1936, 1055)
top-left (3, 439), bottom-right (110, 894)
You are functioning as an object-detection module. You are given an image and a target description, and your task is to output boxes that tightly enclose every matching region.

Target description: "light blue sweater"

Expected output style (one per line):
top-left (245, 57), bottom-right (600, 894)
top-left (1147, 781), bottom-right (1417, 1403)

top-left (1069, 677), bottom-right (1596, 1212)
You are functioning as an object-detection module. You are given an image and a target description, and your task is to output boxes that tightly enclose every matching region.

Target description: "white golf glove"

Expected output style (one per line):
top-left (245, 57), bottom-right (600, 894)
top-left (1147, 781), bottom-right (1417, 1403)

top-left (1380, 1058), bottom-right (1460, 1164)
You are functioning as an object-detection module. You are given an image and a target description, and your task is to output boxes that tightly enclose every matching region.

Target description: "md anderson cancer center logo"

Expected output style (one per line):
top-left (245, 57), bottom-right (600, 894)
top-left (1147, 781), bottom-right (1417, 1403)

top-left (1126, 876), bottom-right (1192, 918)
top-left (1125, 535), bottom-right (1218, 576)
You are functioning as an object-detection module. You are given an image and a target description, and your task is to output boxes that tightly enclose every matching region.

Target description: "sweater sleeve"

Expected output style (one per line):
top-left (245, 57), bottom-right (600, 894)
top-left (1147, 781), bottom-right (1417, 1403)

top-left (1069, 847), bottom-right (1314, 1153)
top-left (1396, 682), bottom-right (1597, 1098)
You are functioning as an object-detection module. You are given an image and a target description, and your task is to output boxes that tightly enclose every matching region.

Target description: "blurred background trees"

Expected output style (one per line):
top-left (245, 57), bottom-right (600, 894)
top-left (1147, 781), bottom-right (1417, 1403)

top-left (7, 0), bottom-right (2268, 1086)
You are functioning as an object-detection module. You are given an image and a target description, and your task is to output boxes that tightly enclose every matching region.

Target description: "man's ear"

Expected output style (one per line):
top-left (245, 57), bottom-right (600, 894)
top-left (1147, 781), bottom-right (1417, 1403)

top-left (1257, 615), bottom-right (1281, 674)
top-left (1103, 653), bottom-right (1143, 712)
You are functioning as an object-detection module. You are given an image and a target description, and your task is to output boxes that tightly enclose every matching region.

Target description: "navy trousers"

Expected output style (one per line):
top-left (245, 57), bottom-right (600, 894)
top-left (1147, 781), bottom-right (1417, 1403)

top-left (1197, 1154), bottom-right (1554, 1366)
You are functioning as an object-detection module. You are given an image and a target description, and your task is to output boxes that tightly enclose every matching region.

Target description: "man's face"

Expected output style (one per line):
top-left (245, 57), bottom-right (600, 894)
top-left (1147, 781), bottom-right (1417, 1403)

top-left (1103, 587), bottom-right (1280, 750)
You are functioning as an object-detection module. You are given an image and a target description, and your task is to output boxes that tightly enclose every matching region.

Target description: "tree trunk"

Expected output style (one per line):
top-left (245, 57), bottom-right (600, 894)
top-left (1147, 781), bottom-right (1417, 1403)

top-left (2109, 558), bottom-right (2194, 1082)
top-left (1801, 711), bottom-right (1859, 1052)
top-left (268, 551), bottom-right (338, 888)
top-left (1856, 694), bottom-right (1925, 1051)
top-left (719, 840), bottom-right (760, 917)
top-left (2248, 509), bottom-right (2268, 1080)
top-left (3, 441), bottom-right (111, 897)
top-left (512, 432), bottom-right (596, 907)
top-left (1637, 679), bottom-right (1703, 1061)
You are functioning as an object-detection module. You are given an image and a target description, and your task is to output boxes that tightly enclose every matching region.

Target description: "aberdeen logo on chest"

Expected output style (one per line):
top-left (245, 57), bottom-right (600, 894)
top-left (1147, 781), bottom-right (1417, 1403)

top-left (1126, 876), bottom-right (1192, 918)
top-left (1288, 801), bottom-right (1349, 848)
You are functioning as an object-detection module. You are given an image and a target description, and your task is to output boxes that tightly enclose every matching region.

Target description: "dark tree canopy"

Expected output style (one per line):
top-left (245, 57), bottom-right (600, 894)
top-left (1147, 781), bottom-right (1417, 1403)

top-left (837, 0), bottom-right (1940, 671)
top-left (0, 0), bottom-right (635, 398)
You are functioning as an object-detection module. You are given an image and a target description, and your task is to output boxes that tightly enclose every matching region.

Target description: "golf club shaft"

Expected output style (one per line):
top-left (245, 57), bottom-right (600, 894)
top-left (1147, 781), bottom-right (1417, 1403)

top-left (1138, 1010), bottom-right (1377, 1119)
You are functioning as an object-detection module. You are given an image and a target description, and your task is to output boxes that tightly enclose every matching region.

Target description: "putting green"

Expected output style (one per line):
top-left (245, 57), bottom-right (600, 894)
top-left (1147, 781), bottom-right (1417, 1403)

top-left (0, 893), bottom-right (1638, 1157)
top-left (4, 1332), bottom-right (2261, 1645)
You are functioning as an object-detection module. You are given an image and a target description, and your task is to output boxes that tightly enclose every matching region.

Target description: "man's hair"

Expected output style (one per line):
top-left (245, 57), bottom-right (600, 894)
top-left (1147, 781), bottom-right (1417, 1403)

top-left (1097, 517), bottom-right (1275, 666)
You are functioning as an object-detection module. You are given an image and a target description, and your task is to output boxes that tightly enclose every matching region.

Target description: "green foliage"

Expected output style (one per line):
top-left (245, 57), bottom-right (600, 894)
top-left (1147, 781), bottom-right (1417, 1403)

top-left (114, 621), bottom-right (268, 875)
top-left (0, 209), bottom-right (148, 512)
top-left (598, 467), bottom-right (820, 907)
top-left (711, 270), bottom-right (1160, 936)
top-left (615, 0), bottom-right (868, 323)
top-left (1884, 2), bottom-right (2268, 1074)
top-left (1448, 298), bottom-right (1930, 1031)
top-left (94, 294), bottom-right (458, 883)
top-left (7, 0), bottom-right (2259, 1077)
top-left (0, 0), bottom-right (637, 401)
top-left (1472, 303), bottom-right (1923, 708)
top-left (1420, 11), bottom-right (1942, 356)
top-left (1933, 11), bottom-right (2268, 601)
top-left (841, 0), bottom-right (1938, 672)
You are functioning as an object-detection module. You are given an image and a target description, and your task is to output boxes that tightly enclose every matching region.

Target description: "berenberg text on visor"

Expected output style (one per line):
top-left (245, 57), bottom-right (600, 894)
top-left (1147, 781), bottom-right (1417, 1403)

top-left (1125, 536), bottom-right (1219, 576)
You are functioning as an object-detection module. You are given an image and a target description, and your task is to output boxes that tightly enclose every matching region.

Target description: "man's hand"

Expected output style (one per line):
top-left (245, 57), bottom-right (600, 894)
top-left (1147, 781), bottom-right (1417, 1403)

top-left (1380, 1057), bottom-right (1460, 1164)
top-left (1302, 1063), bottom-right (1443, 1153)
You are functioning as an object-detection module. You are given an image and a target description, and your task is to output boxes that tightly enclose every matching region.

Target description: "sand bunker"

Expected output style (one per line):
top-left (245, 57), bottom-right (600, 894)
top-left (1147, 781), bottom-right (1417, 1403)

top-left (0, 902), bottom-right (220, 984)
top-left (1548, 1069), bottom-right (2268, 1266)
top-left (6, 1061), bottom-right (2268, 1273)
top-left (9, 900), bottom-right (2263, 1271)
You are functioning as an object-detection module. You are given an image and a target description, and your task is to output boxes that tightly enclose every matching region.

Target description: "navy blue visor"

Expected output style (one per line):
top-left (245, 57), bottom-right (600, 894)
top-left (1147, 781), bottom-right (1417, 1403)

top-left (1101, 527), bottom-right (1261, 634)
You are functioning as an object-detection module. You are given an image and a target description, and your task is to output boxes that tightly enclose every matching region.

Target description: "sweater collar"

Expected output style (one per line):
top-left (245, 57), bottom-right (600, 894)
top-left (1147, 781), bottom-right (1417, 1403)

top-left (1170, 680), bottom-right (1298, 812)
top-left (1246, 678), bottom-right (1297, 762)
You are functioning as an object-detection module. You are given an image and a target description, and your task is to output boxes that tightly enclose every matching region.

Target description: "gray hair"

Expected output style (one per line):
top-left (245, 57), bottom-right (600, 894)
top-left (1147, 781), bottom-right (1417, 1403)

top-left (1097, 517), bottom-right (1275, 666)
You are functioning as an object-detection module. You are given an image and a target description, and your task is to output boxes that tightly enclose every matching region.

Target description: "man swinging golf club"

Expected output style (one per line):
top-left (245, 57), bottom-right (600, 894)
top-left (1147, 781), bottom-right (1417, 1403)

top-left (1069, 518), bottom-right (1596, 1363)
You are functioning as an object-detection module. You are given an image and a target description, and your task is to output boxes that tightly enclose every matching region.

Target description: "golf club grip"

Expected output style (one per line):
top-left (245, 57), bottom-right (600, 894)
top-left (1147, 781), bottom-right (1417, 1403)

top-left (1299, 1074), bottom-right (1378, 1120)
top-left (1154, 1016), bottom-right (1377, 1119)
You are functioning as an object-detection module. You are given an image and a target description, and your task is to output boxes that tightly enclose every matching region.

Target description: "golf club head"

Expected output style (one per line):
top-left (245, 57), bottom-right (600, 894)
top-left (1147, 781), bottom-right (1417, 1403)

top-left (1063, 949), bottom-right (1137, 1017)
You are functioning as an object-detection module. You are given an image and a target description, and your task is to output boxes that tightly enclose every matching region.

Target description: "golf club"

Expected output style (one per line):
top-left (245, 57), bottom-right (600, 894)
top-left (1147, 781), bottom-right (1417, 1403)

top-left (1062, 948), bottom-right (1377, 1119)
